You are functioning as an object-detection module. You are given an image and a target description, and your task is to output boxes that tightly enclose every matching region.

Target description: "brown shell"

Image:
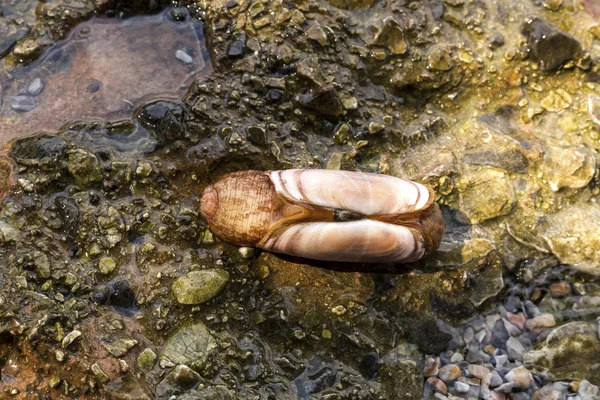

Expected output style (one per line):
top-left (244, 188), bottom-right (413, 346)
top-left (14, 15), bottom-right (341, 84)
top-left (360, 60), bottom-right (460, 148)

top-left (200, 170), bottom-right (282, 246)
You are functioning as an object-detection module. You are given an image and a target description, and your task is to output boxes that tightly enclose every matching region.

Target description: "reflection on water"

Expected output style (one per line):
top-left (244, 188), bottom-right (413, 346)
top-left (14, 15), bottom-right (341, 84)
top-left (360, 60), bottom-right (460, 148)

top-left (0, 10), bottom-right (211, 149)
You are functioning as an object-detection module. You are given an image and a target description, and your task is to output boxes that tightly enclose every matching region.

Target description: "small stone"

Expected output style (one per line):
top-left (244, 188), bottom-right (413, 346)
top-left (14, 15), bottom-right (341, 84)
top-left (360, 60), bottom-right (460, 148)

top-left (427, 376), bottom-right (448, 395)
top-left (495, 382), bottom-right (516, 393)
top-left (10, 95), bottom-right (36, 112)
top-left (48, 376), bottom-right (61, 388)
top-left (61, 330), bottom-right (82, 348)
top-left (428, 44), bottom-right (453, 71)
top-left (507, 313), bottom-right (527, 330)
top-left (506, 336), bottom-right (525, 361)
top-left (98, 257), bottom-right (117, 274)
top-left (119, 359), bottom-right (129, 372)
top-left (424, 356), bottom-right (440, 377)
top-left (169, 364), bottom-right (201, 387)
top-left (367, 121), bottom-right (385, 134)
top-left (490, 371), bottom-right (503, 388)
top-left (505, 366), bottom-right (532, 389)
top-left (27, 78), bottom-right (45, 96)
top-left (172, 269), bottom-right (230, 305)
top-left (137, 348), bottom-right (157, 371)
top-left (55, 349), bottom-right (65, 362)
top-left (238, 247), bottom-right (254, 259)
top-left (227, 33), bottom-right (247, 58)
top-left (454, 381), bottom-right (470, 393)
top-left (467, 364), bottom-right (489, 379)
top-left (175, 49), bottom-right (193, 64)
top-left (372, 17), bottom-right (408, 55)
top-left (541, 90), bottom-right (572, 112)
top-left (521, 17), bottom-right (581, 71)
top-left (103, 338), bottom-right (138, 357)
top-left (491, 391), bottom-right (507, 400)
top-left (579, 380), bottom-right (599, 397)
top-left (526, 314), bottom-right (556, 332)
top-left (438, 364), bottom-right (462, 383)
top-left (451, 352), bottom-right (464, 363)
top-left (549, 281), bottom-right (570, 297)
top-left (306, 23), bottom-right (328, 46)
top-left (91, 363), bottom-right (110, 383)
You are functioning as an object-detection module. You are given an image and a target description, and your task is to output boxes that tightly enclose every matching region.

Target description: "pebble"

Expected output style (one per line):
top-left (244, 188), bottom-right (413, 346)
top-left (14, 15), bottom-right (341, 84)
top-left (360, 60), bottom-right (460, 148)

top-left (491, 390), bottom-right (507, 400)
top-left (427, 376), bottom-right (448, 395)
top-left (526, 313), bottom-right (556, 332)
top-left (10, 95), bottom-right (36, 112)
top-left (490, 370), bottom-right (503, 388)
top-left (505, 366), bottom-right (532, 389)
top-left (495, 382), bottom-right (516, 393)
top-left (61, 329), bottom-right (82, 348)
top-left (467, 364), bottom-right (489, 379)
top-left (450, 352), bottom-right (464, 363)
top-left (175, 49), bottom-right (193, 64)
top-left (454, 381), bottom-right (470, 393)
top-left (438, 364), bottom-right (462, 383)
top-left (27, 78), bottom-right (44, 96)
top-left (506, 336), bottom-right (525, 361)
top-left (579, 380), bottom-right (599, 398)
top-left (98, 257), bottom-right (117, 274)
top-left (506, 313), bottom-right (527, 330)
top-left (424, 356), bottom-right (440, 377)
top-left (171, 269), bottom-right (230, 305)
top-left (494, 354), bottom-right (508, 368)
top-left (549, 281), bottom-right (570, 297)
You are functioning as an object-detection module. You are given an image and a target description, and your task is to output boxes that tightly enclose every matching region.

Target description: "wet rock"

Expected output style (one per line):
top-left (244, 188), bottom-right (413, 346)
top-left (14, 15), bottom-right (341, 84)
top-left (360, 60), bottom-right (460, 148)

top-left (521, 17), bottom-right (581, 71)
top-left (67, 148), bottom-right (102, 185)
top-left (10, 135), bottom-right (67, 167)
top-left (227, 33), bottom-right (246, 58)
top-left (524, 322), bottom-right (600, 384)
top-left (171, 269), bottom-right (230, 305)
top-left (543, 145), bottom-right (596, 192)
top-left (424, 356), bottom-right (441, 377)
top-left (542, 205), bottom-right (600, 274)
top-left (428, 45), bottom-right (454, 71)
top-left (456, 167), bottom-right (516, 224)
top-left (426, 376), bottom-right (448, 395)
top-left (296, 86), bottom-right (344, 118)
top-left (156, 365), bottom-right (202, 399)
top-left (372, 17), bottom-right (408, 55)
top-left (33, 252), bottom-right (51, 279)
top-left (97, 206), bottom-right (125, 248)
top-left (27, 78), bottom-right (44, 96)
top-left (160, 322), bottom-right (217, 370)
top-left (91, 362), bottom-right (110, 383)
top-left (306, 23), bottom-right (328, 46)
top-left (541, 90), bottom-right (572, 112)
top-left (103, 337), bottom-right (138, 357)
top-left (468, 256), bottom-right (505, 307)
top-left (505, 366), bottom-right (532, 389)
top-left (62, 329), bottom-right (82, 348)
top-left (548, 281), bottom-right (570, 297)
top-left (526, 314), bottom-right (556, 332)
top-left (10, 95), bottom-right (36, 112)
top-left (137, 348), bottom-right (157, 371)
top-left (137, 101), bottom-right (187, 145)
top-left (506, 336), bottom-right (525, 361)
top-left (438, 364), bottom-right (462, 383)
top-left (177, 387), bottom-right (235, 400)
top-left (407, 316), bottom-right (456, 354)
top-left (294, 362), bottom-right (337, 397)
top-left (359, 352), bottom-right (379, 379)
top-left (98, 257), bottom-right (117, 275)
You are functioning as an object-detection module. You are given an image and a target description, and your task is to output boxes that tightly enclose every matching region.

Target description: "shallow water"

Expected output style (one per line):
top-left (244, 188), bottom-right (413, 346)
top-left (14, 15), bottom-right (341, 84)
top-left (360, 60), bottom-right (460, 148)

top-left (0, 10), bottom-right (210, 149)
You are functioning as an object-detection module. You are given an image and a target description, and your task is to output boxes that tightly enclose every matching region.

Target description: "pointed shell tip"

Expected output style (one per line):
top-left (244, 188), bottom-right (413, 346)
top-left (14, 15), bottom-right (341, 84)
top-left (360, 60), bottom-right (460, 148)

top-left (200, 185), bottom-right (219, 220)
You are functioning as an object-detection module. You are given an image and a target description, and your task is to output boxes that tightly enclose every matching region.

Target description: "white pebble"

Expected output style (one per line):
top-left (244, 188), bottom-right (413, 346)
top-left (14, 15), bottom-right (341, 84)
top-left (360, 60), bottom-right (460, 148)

top-left (176, 49), bottom-right (193, 64)
top-left (28, 78), bottom-right (44, 96)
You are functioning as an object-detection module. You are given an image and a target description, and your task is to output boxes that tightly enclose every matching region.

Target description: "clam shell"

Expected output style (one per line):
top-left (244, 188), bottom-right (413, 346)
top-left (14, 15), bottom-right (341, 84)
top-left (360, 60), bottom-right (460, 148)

top-left (200, 169), bottom-right (445, 263)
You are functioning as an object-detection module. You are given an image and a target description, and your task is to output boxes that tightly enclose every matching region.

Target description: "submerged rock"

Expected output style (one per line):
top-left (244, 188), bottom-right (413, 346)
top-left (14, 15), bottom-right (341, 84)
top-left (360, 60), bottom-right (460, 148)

top-left (543, 205), bottom-right (600, 275)
top-left (160, 322), bottom-right (217, 370)
top-left (524, 322), bottom-right (600, 384)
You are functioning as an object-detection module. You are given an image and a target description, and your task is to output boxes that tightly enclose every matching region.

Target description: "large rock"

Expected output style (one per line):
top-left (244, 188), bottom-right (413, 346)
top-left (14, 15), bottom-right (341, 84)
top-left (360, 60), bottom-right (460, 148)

top-left (521, 17), bottom-right (582, 71)
top-left (524, 322), bottom-right (600, 384)
top-left (160, 322), bottom-right (217, 370)
top-left (172, 269), bottom-right (230, 305)
top-left (543, 205), bottom-right (600, 275)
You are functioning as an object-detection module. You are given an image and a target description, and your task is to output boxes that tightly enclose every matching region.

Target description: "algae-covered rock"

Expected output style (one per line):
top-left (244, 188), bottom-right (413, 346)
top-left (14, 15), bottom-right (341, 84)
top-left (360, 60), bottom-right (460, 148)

top-left (456, 166), bottom-right (516, 224)
top-left (172, 269), bottom-right (230, 305)
top-left (543, 205), bottom-right (600, 275)
top-left (543, 145), bottom-right (596, 192)
top-left (524, 322), bottom-right (600, 384)
top-left (160, 322), bottom-right (217, 370)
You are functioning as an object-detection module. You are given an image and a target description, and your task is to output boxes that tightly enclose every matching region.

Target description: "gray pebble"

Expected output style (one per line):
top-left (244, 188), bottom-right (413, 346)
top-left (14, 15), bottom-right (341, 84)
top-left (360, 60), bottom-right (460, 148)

top-left (506, 336), bottom-right (525, 361)
top-left (494, 354), bottom-right (508, 368)
top-left (524, 300), bottom-right (541, 318)
top-left (27, 78), bottom-right (44, 96)
top-left (10, 95), bottom-right (36, 112)
top-left (176, 49), bottom-right (193, 64)
top-left (490, 370), bottom-right (503, 388)
top-left (454, 381), bottom-right (470, 393)
top-left (495, 382), bottom-right (516, 393)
